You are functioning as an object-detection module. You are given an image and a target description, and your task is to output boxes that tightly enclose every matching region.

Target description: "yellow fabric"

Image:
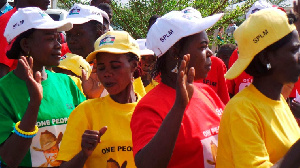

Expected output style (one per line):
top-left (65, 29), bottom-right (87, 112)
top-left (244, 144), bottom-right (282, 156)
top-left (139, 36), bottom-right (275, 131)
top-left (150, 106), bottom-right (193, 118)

top-left (86, 31), bottom-right (140, 62)
top-left (144, 79), bottom-right (159, 93)
top-left (216, 84), bottom-right (300, 168)
top-left (225, 8), bottom-right (296, 79)
top-left (69, 75), bottom-right (84, 94)
top-left (133, 77), bottom-right (146, 97)
top-left (57, 95), bottom-right (140, 167)
top-left (58, 53), bottom-right (92, 78)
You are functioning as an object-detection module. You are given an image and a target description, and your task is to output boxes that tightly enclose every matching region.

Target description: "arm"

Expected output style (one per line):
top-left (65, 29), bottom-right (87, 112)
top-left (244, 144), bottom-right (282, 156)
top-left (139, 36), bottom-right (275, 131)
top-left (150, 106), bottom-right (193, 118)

top-left (134, 54), bottom-right (195, 168)
top-left (279, 138), bottom-right (300, 168)
top-left (0, 56), bottom-right (43, 168)
top-left (0, 63), bottom-right (10, 78)
top-left (60, 127), bottom-right (107, 168)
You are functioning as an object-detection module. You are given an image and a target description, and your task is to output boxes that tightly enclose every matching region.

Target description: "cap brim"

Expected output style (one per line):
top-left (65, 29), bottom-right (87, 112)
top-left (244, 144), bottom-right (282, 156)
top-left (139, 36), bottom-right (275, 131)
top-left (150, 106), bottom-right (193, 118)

top-left (224, 56), bottom-right (253, 80)
top-left (140, 49), bottom-right (154, 56)
top-left (64, 17), bottom-right (91, 25)
top-left (37, 20), bottom-right (73, 32)
top-left (86, 48), bottom-right (139, 62)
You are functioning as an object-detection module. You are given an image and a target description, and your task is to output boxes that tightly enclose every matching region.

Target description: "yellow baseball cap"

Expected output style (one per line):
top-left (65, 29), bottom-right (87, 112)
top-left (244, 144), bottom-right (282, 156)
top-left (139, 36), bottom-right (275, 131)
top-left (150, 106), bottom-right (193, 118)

top-left (225, 8), bottom-right (295, 80)
top-left (58, 53), bottom-right (92, 77)
top-left (86, 31), bottom-right (140, 62)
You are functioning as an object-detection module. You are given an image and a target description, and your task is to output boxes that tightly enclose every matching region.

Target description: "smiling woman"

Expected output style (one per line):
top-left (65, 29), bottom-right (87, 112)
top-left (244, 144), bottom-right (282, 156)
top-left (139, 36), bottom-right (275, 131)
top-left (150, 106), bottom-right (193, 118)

top-left (0, 7), bottom-right (87, 168)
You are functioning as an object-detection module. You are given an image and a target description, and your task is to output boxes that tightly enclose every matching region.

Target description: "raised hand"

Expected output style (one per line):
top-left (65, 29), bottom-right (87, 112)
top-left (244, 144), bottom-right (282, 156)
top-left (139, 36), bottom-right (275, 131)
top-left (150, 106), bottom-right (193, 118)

top-left (81, 126), bottom-right (107, 157)
top-left (16, 56), bottom-right (43, 104)
top-left (81, 62), bottom-right (104, 99)
top-left (175, 54), bottom-right (195, 108)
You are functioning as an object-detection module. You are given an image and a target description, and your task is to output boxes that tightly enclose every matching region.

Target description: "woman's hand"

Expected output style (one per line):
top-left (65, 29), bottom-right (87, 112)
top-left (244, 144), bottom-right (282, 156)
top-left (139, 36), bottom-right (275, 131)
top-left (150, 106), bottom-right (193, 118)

top-left (81, 63), bottom-right (104, 99)
top-left (81, 127), bottom-right (107, 157)
top-left (16, 56), bottom-right (43, 104)
top-left (175, 54), bottom-right (195, 108)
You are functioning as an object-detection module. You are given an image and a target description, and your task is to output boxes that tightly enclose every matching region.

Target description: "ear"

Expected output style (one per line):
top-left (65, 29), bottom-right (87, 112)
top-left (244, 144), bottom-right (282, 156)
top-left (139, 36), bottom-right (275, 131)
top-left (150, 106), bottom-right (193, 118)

top-left (130, 59), bottom-right (138, 72)
top-left (20, 38), bottom-right (31, 56)
top-left (168, 45), bottom-right (180, 59)
top-left (257, 50), bottom-right (271, 66)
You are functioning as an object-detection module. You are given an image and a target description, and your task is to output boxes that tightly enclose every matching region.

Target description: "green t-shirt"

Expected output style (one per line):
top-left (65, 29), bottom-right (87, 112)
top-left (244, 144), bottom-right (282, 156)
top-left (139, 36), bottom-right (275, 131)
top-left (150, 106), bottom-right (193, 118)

top-left (0, 70), bottom-right (86, 167)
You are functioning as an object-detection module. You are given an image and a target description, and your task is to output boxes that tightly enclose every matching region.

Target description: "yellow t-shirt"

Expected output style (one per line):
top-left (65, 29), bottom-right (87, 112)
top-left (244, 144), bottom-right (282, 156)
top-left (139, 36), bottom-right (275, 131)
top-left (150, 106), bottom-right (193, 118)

top-left (69, 75), bottom-right (84, 94)
top-left (133, 77), bottom-right (146, 97)
top-left (57, 95), bottom-right (139, 168)
top-left (144, 79), bottom-right (159, 93)
top-left (216, 84), bottom-right (300, 168)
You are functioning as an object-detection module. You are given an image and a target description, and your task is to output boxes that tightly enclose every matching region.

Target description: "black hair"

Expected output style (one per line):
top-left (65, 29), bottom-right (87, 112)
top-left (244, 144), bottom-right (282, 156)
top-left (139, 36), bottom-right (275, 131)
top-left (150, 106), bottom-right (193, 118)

top-left (98, 3), bottom-right (112, 20)
top-left (217, 43), bottom-right (236, 57)
top-left (152, 35), bottom-right (190, 78)
top-left (148, 14), bottom-right (160, 30)
top-left (86, 20), bottom-right (107, 37)
top-left (6, 28), bottom-right (35, 59)
top-left (126, 52), bottom-right (140, 79)
top-left (245, 13), bottom-right (297, 77)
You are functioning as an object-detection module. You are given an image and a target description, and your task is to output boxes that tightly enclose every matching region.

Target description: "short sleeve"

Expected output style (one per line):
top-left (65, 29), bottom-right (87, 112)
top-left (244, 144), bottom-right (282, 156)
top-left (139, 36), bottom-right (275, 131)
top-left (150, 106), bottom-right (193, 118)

top-left (130, 104), bottom-right (163, 157)
top-left (57, 101), bottom-right (90, 161)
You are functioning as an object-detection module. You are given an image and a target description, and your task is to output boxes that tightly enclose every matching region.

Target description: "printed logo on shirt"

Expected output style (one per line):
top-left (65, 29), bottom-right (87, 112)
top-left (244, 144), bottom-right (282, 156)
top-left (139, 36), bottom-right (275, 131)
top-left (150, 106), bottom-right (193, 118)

top-left (36, 118), bottom-right (68, 127)
top-left (60, 54), bottom-right (67, 60)
top-left (99, 35), bottom-right (115, 46)
top-left (160, 29), bottom-right (173, 42)
top-left (30, 125), bottom-right (67, 167)
top-left (69, 7), bottom-right (80, 15)
top-left (201, 136), bottom-right (218, 168)
top-left (12, 20), bottom-right (24, 29)
top-left (107, 158), bottom-right (127, 168)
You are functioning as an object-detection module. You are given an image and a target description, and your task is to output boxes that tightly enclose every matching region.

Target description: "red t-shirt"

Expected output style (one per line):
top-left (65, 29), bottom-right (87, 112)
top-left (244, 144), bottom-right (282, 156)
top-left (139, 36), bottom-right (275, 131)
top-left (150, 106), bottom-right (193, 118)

top-left (199, 56), bottom-right (230, 104)
top-left (61, 42), bottom-right (71, 56)
top-left (131, 82), bottom-right (224, 168)
top-left (0, 8), bottom-right (17, 71)
top-left (226, 48), bottom-right (253, 95)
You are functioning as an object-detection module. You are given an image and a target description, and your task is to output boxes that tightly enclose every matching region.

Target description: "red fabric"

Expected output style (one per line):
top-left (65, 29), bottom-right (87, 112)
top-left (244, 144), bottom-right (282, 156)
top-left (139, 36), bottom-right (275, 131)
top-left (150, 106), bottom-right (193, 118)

top-left (131, 82), bottom-right (224, 168)
top-left (198, 56), bottom-right (230, 104)
top-left (226, 48), bottom-right (253, 95)
top-left (0, 8), bottom-right (17, 71)
top-left (61, 42), bottom-right (71, 56)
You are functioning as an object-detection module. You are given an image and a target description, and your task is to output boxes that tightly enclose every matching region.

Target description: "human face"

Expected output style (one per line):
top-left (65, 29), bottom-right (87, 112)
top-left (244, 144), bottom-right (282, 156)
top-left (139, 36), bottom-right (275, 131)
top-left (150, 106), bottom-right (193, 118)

top-left (66, 23), bottom-right (99, 59)
top-left (179, 31), bottom-right (213, 80)
top-left (140, 55), bottom-right (156, 76)
top-left (96, 53), bottom-right (134, 95)
top-left (270, 30), bottom-right (300, 84)
top-left (28, 0), bottom-right (50, 11)
top-left (27, 29), bottom-right (61, 68)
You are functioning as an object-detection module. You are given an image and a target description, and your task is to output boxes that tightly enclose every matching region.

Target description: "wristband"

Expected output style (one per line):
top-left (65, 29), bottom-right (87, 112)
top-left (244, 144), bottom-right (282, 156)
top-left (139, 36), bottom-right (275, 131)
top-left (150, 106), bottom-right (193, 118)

top-left (14, 121), bottom-right (39, 136)
top-left (13, 127), bottom-right (36, 138)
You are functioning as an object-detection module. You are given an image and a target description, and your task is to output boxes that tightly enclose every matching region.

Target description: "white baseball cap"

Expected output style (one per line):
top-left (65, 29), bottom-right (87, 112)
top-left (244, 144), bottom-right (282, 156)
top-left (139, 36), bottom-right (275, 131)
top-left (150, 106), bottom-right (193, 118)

top-left (245, 0), bottom-right (273, 19)
top-left (136, 39), bottom-right (154, 56)
top-left (146, 7), bottom-right (223, 57)
top-left (66, 4), bottom-right (104, 25)
top-left (4, 7), bottom-right (73, 43)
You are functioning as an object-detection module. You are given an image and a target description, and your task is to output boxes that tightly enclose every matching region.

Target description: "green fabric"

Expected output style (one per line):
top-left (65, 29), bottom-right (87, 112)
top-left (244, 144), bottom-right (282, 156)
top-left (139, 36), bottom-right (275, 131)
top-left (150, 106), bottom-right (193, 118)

top-left (0, 70), bottom-right (85, 167)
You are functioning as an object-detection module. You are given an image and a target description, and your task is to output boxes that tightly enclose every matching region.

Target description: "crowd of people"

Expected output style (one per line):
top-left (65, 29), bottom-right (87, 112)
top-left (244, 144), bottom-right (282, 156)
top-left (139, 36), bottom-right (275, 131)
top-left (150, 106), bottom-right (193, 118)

top-left (1, 0), bottom-right (300, 167)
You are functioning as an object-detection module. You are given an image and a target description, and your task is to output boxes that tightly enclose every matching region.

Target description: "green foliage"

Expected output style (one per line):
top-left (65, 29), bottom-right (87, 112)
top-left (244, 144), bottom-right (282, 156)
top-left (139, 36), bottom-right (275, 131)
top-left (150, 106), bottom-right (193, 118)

top-left (57, 0), bottom-right (89, 10)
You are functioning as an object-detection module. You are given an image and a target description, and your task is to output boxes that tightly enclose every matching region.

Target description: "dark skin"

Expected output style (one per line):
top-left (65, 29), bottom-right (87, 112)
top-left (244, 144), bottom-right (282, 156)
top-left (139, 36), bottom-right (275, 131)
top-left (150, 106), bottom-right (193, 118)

top-left (60, 53), bottom-right (138, 167)
top-left (140, 54), bottom-right (156, 87)
top-left (66, 23), bottom-right (102, 59)
top-left (0, 0), bottom-right (6, 8)
top-left (135, 31), bottom-right (212, 168)
top-left (0, 0), bottom-right (49, 78)
top-left (91, 0), bottom-right (111, 6)
top-left (0, 29), bottom-right (61, 167)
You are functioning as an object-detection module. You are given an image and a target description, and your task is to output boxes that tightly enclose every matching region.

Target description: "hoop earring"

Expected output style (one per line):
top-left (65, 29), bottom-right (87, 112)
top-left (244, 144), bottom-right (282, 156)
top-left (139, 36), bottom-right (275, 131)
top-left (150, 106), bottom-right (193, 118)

top-left (171, 57), bottom-right (179, 74)
top-left (266, 63), bottom-right (271, 70)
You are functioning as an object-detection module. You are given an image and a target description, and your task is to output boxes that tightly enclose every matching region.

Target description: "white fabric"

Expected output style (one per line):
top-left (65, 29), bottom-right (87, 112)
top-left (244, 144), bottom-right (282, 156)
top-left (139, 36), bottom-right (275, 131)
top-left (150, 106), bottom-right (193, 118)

top-left (136, 39), bottom-right (154, 56)
top-left (4, 7), bottom-right (72, 43)
top-left (65, 4), bottom-right (104, 25)
top-left (146, 7), bottom-right (223, 57)
top-left (246, 0), bottom-right (273, 19)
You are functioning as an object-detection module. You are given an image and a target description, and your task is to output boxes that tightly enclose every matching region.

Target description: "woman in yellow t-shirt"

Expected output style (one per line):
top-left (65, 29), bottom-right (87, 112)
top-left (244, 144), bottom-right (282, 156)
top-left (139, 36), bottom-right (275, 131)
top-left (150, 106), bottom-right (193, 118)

top-left (216, 8), bottom-right (300, 168)
top-left (57, 31), bottom-right (141, 168)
